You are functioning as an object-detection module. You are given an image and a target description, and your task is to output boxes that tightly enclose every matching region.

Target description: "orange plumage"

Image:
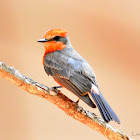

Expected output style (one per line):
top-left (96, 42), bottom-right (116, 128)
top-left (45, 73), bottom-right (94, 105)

top-left (42, 29), bottom-right (67, 64)
top-left (43, 28), bottom-right (67, 39)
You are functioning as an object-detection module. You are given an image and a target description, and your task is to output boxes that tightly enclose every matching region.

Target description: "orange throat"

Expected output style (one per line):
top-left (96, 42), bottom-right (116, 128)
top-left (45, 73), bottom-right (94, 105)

top-left (43, 41), bottom-right (66, 64)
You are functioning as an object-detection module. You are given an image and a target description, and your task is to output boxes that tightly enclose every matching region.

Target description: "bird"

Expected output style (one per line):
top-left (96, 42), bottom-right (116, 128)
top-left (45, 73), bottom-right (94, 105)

top-left (38, 28), bottom-right (120, 124)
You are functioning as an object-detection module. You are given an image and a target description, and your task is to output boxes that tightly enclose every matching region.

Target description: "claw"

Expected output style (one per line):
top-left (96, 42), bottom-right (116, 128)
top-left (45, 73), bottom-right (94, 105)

top-left (51, 86), bottom-right (62, 94)
top-left (75, 98), bottom-right (80, 104)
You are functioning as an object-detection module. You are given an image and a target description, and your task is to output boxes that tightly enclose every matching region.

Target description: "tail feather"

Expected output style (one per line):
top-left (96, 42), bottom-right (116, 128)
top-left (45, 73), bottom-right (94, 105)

top-left (93, 93), bottom-right (112, 122)
top-left (99, 93), bottom-right (120, 123)
top-left (90, 86), bottom-right (120, 124)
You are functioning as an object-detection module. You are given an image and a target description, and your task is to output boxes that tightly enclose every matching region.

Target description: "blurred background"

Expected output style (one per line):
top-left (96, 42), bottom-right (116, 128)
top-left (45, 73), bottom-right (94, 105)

top-left (0, 0), bottom-right (140, 140)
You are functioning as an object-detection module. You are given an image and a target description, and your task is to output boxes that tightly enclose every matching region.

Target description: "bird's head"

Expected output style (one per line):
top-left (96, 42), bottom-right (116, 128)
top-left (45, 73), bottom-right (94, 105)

top-left (38, 29), bottom-right (69, 53)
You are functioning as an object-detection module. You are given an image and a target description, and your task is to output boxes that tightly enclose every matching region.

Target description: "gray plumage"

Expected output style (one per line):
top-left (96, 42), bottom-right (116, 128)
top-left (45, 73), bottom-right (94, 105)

top-left (42, 36), bottom-right (120, 124)
top-left (44, 45), bottom-right (97, 108)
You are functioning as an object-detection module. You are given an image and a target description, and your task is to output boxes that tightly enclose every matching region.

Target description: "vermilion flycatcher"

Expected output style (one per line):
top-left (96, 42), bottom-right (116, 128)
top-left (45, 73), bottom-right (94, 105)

top-left (38, 28), bottom-right (120, 124)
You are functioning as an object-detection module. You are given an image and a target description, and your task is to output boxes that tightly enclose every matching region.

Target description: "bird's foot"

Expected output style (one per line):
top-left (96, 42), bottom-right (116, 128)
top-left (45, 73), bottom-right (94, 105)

top-left (75, 98), bottom-right (80, 105)
top-left (51, 86), bottom-right (62, 94)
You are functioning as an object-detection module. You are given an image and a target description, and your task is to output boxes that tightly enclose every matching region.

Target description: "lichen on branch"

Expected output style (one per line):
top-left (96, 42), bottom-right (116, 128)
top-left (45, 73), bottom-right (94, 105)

top-left (0, 62), bottom-right (133, 140)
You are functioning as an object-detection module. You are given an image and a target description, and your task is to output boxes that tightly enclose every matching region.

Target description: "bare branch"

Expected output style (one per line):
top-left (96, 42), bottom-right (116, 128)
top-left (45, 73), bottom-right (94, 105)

top-left (0, 62), bottom-right (133, 140)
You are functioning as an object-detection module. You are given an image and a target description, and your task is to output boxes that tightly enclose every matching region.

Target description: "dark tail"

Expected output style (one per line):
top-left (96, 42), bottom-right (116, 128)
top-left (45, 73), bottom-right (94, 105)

top-left (90, 86), bottom-right (120, 124)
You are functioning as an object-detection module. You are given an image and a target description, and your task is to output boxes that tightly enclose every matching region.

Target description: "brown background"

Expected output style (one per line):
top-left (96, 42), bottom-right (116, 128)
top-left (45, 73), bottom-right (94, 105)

top-left (0, 0), bottom-right (140, 140)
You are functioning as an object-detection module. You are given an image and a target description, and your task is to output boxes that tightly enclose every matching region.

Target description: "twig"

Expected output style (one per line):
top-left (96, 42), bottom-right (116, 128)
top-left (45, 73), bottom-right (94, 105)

top-left (0, 62), bottom-right (133, 140)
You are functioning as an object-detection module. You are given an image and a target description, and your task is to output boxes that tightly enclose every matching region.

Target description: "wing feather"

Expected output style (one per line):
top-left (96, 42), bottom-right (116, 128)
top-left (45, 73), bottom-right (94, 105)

top-left (44, 49), bottom-right (97, 108)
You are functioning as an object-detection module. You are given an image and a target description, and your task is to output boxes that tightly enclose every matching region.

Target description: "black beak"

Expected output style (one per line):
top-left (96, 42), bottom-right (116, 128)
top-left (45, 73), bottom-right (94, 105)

top-left (38, 38), bottom-right (48, 42)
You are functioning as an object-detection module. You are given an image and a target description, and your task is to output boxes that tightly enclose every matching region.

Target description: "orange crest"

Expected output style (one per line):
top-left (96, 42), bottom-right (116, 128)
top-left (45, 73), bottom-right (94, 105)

top-left (43, 28), bottom-right (67, 39)
top-left (41, 28), bottom-right (68, 64)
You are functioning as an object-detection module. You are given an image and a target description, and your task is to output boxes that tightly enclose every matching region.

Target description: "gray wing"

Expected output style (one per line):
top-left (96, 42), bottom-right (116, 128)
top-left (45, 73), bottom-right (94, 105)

top-left (44, 48), bottom-right (97, 108)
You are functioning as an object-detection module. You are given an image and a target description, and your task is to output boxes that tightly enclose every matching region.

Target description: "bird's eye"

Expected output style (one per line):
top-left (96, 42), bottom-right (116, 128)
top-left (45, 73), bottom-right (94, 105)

top-left (53, 36), bottom-right (60, 41)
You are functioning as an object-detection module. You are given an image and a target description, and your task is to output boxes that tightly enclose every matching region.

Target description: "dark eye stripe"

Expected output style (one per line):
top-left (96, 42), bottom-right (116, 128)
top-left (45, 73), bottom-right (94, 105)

top-left (53, 36), bottom-right (60, 41)
top-left (48, 36), bottom-right (67, 44)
